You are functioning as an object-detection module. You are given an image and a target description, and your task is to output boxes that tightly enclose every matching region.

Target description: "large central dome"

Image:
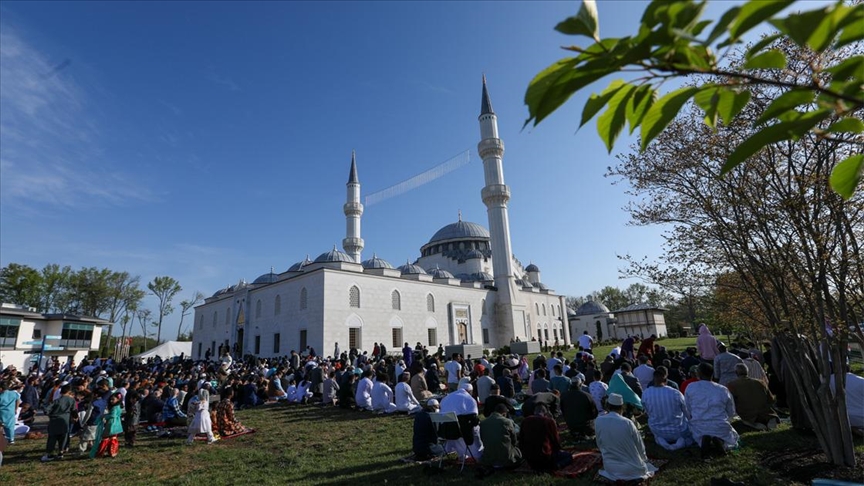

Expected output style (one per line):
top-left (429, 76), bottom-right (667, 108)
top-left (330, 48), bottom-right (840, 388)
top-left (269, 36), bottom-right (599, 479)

top-left (428, 220), bottom-right (490, 244)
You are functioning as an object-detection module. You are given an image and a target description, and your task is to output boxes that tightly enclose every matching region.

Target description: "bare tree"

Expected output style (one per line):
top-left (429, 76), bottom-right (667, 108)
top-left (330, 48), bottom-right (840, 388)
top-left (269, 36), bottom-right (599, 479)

top-left (147, 276), bottom-right (182, 344)
top-left (176, 291), bottom-right (204, 340)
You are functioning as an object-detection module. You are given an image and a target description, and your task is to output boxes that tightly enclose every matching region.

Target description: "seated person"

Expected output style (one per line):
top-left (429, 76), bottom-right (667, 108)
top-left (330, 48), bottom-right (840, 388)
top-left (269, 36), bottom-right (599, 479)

top-left (518, 403), bottom-right (571, 472)
top-left (549, 365), bottom-right (570, 394)
top-left (479, 403), bottom-right (522, 469)
top-left (496, 369), bottom-right (515, 399)
top-left (832, 371), bottom-right (864, 434)
top-left (338, 373), bottom-right (357, 409)
top-left (412, 399), bottom-right (444, 460)
top-left (18, 403), bottom-right (35, 426)
top-left (531, 369), bottom-right (551, 394)
top-left (726, 363), bottom-right (778, 430)
top-left (322, 371), bottom-right (340, 406)
top-left (372, 372), bottom-right (397, 414)
top-left (559, 375), bottom-right (598, 438)
top-left (355, 370), bottom-right (374, 411)
top-left (395, 373), bottom-right (421, 414)
top-left (439, 383), bottom-right (483, 460)
top-left (161, 388), bottom-right (187, 426)
top-left (291, 378), bottom-right (312, 404)
top-left (267, 372), bottom-right (288, 400)
top-left (642, 367), bottom-right (692, 450)
top-left (522, 391), bottom-right (560, 418)
top-left (410, 366), bottom-right (434, 401)
top-left (685, 363), bottom-right (739, 454)
top-left (213, 388), bottom-right (246, 436)
top-left (596, 393), bottom-right (658, 482)
top-left (587, 369), bottom-right (608, 413)
top-left (482, 384), bottom-right (515, 418)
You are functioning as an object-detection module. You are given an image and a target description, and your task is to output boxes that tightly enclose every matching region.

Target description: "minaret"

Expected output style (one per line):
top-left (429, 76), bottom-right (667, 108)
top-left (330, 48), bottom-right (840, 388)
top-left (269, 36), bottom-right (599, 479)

top-left (478, 76), bottom-right (519, 345)
top-left (342, 151), bottom-right (364, 263)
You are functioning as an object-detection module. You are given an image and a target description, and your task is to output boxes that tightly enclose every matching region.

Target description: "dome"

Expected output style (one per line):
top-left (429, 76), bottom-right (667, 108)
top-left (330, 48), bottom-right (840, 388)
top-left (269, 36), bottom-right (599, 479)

top-left (574, 300), bottom-right (610, 316)
top-left (361, 254), bottom-right (393, 269)
top-left (525, 263), bottom-right (540, 273)
top-left (428, 220), bottom-right (490, 244)
top-left (287, 255), bottom-right (313, 272)
top-left (534, 282), bottom-right (549, 291)
top-left (211, 287), bottom-right (229, 298)
top-left (515, 278), bottom-right (533, 288)
top-left (314, 246), bottom-right (354, 264)
top-left (398, 261), bottom-right (427, 275)
top-left (465, 249), bottom-right (484, 260)
top-left (253, 270), bottom-right (278, 285)
top-left (459, 272), bottom-right (493, 282)
top-left (427, 266), bottom-right (455, 279)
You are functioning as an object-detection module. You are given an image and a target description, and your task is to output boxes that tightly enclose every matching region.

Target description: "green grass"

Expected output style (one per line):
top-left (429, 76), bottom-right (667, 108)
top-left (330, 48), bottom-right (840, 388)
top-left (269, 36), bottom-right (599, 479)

top-left (2, 400), bottom-right (861, 485)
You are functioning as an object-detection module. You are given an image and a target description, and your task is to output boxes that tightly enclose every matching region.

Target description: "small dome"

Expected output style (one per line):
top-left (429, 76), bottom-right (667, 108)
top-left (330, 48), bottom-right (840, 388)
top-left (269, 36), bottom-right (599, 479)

top-left (515, 278), bottom-right (533, 288)
top-left (288, 255), bottom-right (314, 272)
top-left (427, 266), bottom-right (455, 279)
top-left (465, 249), bottom-right (484, 260)
top-left (428, 220), bottom-right (490, 244)
top-left (460, 272), bottom-right (492, 282)
top-left (253, 270), bottom-right (278, 285)
top-left (362, 254), bottom-right (393, 269)
top-left (398, 261), bottom-right (428, 275)
top-left (314, 246), bottom-right (353, 264)
top-left (525, 263), bottom-right (540, 273)
top-left (211, 287), bottom-right (229, 298)
top-left (574, 300), bottom-right (610, 316)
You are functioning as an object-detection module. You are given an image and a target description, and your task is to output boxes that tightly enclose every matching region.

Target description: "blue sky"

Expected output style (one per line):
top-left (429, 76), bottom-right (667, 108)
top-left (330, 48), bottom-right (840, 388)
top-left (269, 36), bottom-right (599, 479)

top-left (1, 1), bottom-right (758, 338)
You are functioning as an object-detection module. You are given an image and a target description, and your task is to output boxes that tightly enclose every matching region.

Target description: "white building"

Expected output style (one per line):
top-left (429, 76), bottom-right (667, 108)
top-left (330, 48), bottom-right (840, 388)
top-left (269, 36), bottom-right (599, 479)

top-left (192, 78), bottom-right (570, 360)
top-left (612, 303), bottom-right (668, 339)
top-left (0, 303), bottom-right (106, 372)
top-left (568, 301), bottom-right (616, 342)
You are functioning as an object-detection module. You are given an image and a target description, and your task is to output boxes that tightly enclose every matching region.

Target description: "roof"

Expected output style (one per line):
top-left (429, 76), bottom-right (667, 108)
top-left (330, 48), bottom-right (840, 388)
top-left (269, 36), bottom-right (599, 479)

top-left (348, 150), bottom-right (358, 184)
top-left (612, 302), bottom-right (668, 313)
top-left (314, 246), bottom-right (353, 264)
top-left (361, 254), bottom-right (393, 269)
top-left (427, 266), bottom-right (455, 279)
top-left (398, 261), bottom-right (427, 275)
top-left (573, 300), bottom-right (611, 316)
top-left (253, 270), bottom-right (279, 284)
top-left (428, 220), bottom-right (490, 244)
top-left (132, 341), bottom-right (192, 360)
top-left (0, 305), bottom-right (111, 324)
top-left (525, 263), bottom-right (540, 272)
top-left (481, 74), bottom-right (494, 115)
top-left (288, 255), bottom-right (314, 272)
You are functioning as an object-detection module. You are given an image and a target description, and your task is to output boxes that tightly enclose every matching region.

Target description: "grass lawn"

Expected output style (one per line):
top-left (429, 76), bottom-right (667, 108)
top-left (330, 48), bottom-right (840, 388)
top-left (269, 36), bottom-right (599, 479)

top-left (2, 399), bottom-right (862, 486)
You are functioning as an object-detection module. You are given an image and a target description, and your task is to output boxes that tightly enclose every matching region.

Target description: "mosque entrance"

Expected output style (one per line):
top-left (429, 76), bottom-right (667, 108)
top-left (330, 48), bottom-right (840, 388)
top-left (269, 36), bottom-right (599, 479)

top-left (457, 322), bottom-right (468, 344)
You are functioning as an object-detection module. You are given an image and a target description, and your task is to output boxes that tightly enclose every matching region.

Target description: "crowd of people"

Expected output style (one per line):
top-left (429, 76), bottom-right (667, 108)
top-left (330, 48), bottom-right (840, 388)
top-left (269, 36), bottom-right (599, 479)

top-left (0, 326), bottom-right (861, 483)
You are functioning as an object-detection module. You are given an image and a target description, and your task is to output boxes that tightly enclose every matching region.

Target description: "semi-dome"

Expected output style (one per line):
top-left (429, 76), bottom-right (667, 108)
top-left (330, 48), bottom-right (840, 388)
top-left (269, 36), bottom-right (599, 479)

top-left (427, 265), bottom-right (455, 279)
top-left (458, 272), bottom-right (493, 282)
top-left (574, 300), bottom-right (610, 316)
top-left (428, 220), bottom-right (490, 244)
top-left (465, 249), bottom-right (484, 260)
top-left (361, 254), bottom-right (393, 269)
top-left (525, 263), bottom-right (540, 273)
top-left (253, 270), bottom-right (278, 284)
top-left (398, 261), bottom-right (428, 275)
top-left (314, 246), bottom-right (353, 264)
top-left (287, 255), bottom-right (314, 272)
top-left (515, 278), bottom-right (533, 288)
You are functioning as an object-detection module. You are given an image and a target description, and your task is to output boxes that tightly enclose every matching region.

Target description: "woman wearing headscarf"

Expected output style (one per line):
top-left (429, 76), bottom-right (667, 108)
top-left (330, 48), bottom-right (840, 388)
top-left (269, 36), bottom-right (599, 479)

top-left (186, 387), bottom-right (216, 445)
top-left (90, 391), bottom-right (123, 458)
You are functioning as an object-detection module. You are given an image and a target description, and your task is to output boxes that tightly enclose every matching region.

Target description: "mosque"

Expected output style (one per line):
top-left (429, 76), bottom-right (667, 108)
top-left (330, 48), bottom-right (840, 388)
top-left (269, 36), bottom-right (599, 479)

top-left (191, 78), bottom-right (570, 360)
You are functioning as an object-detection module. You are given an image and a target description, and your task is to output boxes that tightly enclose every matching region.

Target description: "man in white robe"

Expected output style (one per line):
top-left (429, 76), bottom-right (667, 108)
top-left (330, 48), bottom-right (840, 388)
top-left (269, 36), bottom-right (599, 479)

top-left (685, 363), bottom-right (739, 451)
top-left (595, 393), bottom-right (657, 482)
top-left (372, 374), bottom-right (397, 414)
top-left (354, 370), bottom-right (374, 411)
top-left (395, 373), bottom-right (420, 414)
top-left (439, 383), bottom-right (483, 460)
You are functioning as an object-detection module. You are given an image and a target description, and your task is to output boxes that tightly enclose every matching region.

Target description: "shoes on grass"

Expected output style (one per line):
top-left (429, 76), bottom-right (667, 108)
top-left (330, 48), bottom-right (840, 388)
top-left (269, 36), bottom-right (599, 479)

top-left (41, 455), bottom-right (54, 463)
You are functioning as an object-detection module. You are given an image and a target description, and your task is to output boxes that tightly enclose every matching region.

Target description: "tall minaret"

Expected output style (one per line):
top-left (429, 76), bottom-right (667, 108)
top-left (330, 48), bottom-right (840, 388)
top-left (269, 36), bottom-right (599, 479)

top-left (478, 76), bottom-right (519, 345)
top-left (342, 151), bottom-right (364, 263)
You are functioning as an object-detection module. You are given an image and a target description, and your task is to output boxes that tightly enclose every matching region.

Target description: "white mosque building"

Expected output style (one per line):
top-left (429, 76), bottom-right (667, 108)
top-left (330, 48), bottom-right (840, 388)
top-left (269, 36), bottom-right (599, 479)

top-left (191, 78), bottom-right (570, 360)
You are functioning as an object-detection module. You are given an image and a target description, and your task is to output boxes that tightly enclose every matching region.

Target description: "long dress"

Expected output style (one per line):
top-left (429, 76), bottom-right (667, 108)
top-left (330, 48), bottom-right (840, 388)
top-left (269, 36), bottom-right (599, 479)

top-left (187, 397), bottom-right (214, 442)
top-left (214, 400), bottom-right (245, 436)
top-left (90, 405), bottom-right (123, 458)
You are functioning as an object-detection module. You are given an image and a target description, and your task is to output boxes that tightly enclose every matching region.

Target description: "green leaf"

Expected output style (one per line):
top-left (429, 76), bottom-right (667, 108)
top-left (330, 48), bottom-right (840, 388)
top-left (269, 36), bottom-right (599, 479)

top-left (769, 8), bottom-right (831, 48)
top-left (705, 6), bottom-right (741, 45)
top-left (717, 89), bottom-right (751, 126)
top-left (836, 7), bottom-right (864, 48)
top-left (723, 109), bottom-right (833, 174)
top-left (694, 86), bottom-right (721, 129)
top-left (755, 89), bottom-right (815, 126)
top-left (807, 4), bottom-right (851, 52)
top-left (826, 56), bottom-right (864, 81)
top-left (745, 34), bottom-right (781, 59)
top-left (729, 0), bottom-right (795, 40)
top-left (640, 87), bottom-right (701, 150)
top-left (626, 85), bottom-right (656, 134)
top-left (597, 84), bottom-right (636, 152)
top-left (830, 154), bottom-right (864, 199)
top-left (555, 0), bottom-right (600, 41)
top-left (825, 118), bottom-right (864, 134)
top-left (580, 80), bottom-right (627, 128)
top-left (525, 58), bottom-right (618, 127)
top-left (743, 49), bottom-right (787, 69)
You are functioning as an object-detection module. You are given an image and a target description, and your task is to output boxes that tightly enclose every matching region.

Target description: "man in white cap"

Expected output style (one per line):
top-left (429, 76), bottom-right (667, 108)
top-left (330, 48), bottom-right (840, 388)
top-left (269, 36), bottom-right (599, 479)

top-left (439, 383), bottom-right (483, 460)
top-left (595, 393), bottom-right (657, 482)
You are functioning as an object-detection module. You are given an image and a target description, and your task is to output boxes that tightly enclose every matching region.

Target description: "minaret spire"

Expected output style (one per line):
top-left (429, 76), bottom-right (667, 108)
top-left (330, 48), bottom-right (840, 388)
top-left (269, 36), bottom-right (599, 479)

top-left (342, 151), bottom-right (364, 263)
top-left (481, 74), bottom-right (494, 115)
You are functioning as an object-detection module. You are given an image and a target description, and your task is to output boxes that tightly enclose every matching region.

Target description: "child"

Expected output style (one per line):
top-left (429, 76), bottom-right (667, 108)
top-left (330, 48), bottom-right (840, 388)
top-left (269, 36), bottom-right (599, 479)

top-left (91, 391), bottom-right (123, 458)
top-left (41, 384), bottom-right (74, 462)
top-left (186, 388), bottom-right (216, 445)
top-left (77, 392), bottom-right (101, 454)
top-left (124, 390), bottom-right (140, 448)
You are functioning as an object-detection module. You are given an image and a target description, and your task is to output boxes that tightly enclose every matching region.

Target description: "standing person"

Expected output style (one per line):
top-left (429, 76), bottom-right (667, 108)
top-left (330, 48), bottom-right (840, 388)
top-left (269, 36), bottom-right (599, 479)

top-left (42, 384), bottom-right (75, 462)
top-left (621, 336), bottom-right (635, 361)
top-left (0, 381), bottom-right (19, 445)
top-left (595, 393), bottom-right (657, 482)
top-left (636, 334), bottom-right (656, 361)
top-left (444, 354), bottom-right (462, 392)
top-left (124, 390), bottom-right (140, 448)
top-left (578, 331), bottom-right (594, 352)
top-left (696, 324), bottom-right (720, 363)
top-left (186, 388), bottom-right (216, 445)
top-left (91, 391), bottom-right (123, 459)
top-left (334, 342), bottom-right (340, 360)
top-left (402, 343), bottom-right (413, 368)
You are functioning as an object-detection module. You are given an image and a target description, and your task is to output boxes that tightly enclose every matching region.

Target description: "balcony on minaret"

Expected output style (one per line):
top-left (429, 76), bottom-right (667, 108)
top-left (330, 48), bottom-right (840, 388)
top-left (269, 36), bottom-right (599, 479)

top-left (482, 184), bottom-right (511, 206)
top-left (477, 138), bottom-right (504, 159)
top-left (343, 201), bottom-right (364, 216)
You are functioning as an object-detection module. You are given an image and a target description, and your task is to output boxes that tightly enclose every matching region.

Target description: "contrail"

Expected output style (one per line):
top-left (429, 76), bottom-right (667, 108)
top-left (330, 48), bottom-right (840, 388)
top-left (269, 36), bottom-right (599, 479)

top-left (365, 150), bottom-right (471, 207)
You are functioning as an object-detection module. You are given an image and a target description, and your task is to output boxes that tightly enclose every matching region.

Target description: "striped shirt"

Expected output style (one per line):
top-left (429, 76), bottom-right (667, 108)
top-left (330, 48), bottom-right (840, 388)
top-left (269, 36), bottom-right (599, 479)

top-left (641, 384), bottom-right (688, 440)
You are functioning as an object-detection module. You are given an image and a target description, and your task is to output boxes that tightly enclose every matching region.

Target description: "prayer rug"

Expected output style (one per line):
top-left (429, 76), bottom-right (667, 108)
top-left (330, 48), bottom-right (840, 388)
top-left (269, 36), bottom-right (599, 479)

top-left (193, 427), bottom-right (256, 441)
top-left (513, 450), bottom-right (602, 478)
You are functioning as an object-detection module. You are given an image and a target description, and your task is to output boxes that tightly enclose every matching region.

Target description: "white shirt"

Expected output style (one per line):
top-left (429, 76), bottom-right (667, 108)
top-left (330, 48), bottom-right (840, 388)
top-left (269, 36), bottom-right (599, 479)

top-left (633, 364), bottom-right (655, 390)
top-left (588, 380), bottom-right (608, 412)
top-left (395, 382), bottom-right (420, 413)
top-left (476, 375), bottom-right (495, 403)
top-left (685, 380), bottom-right (739, 449)
top-left (444, 360), bottom-right (462, 384)
top-left (440, 389), bottom-right (478, 416)
top-left (372, 381), bottom-right (396, 412)
top-left (578, 334), bottom-right (594, 349)
top-left (595, 412), bottom-right (657, 481)
top-left (355, 377), bottom-right (373, 410)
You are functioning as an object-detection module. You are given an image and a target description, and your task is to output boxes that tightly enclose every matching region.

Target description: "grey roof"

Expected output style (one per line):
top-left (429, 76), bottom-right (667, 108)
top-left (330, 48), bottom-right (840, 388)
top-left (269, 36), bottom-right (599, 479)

top-left (574, 300), bottom-right (611, 316)
top-left (428, 220), bottom-right (490, 244)
top-left (525, 263), bottom-right (540, 273)
top-left (253, 270), bottom-right (279, 285)
top-left (314, 246), bottom-right (353, 263)
top-left (287, 255), bottom-right (314, 272)
top-left (458, 272), bottom-right (493, 282)
top-left (534, 282), bottom-right (549, 291)
top-left (465, 249), bottom-right (484, 260)
top-left (361, 254), bottom-right (393, 269)
top-left (481, 74), bottom-right (494, 115)
top-left (398, 261), bottom-right (427, 275)
top-left (348, 150), bottom-right (358, 184)
top-left (612, 302), bottom-right (668, 313)
top-left (515, 278), bottom-right (533, 288)
top-left (427, 266), bottom-right (455, 279)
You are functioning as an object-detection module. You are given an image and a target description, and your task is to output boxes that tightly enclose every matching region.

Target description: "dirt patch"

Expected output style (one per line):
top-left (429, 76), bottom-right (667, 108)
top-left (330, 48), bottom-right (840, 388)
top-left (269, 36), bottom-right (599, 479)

top-left (761, 448), bottom-right (864, 484)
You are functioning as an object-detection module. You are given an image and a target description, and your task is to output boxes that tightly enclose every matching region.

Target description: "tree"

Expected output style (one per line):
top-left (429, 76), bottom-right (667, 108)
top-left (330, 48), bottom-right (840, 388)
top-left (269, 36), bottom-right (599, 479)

top-left (176, 291), bottom-right (204, 340)
top-left (525, 0), bottom-right (864, 198)
top-left (148, 276), bottom-right (181, 344)
top-left (136, 308), bottom-right (152, 343)
top-left (606, 39), bottom-right (863, 466)
top-left (40, 264), bottom-right (72, 313)
top-left (0, 263), bottom-right (43, 308)
top-left (595, 285), bottom-right (629, 311)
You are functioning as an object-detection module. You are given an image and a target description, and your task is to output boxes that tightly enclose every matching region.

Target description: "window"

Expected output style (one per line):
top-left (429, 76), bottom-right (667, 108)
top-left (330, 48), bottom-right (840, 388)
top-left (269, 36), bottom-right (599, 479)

top-left (427, 328), bottom-right (437, 347)
top-left (197, 342), bottom-right (202, 358)
top-left (558, 305), bottom-right (562, 317)
top-left (552, 305), bottom-right (556, 317)
top-left (542, 304), bottom-right (547, 316)
top-left (349, 286), bottom-right (360, 308)
top-left (482, 328), bottom-right (490, 344)
top-left (535, 303), bottom-right (540, 314)
top-left (212, 312), bottom-right (217, 327)
top-left (256, 299), bottom-right (262, 318)
top-left (300, 288), bottom-right (308, 310)
top-left (553, 328), bottom-right (559, 340)
top-left (60, 322), bottom-right (94, 349)
top-left (544, 328), bottom-right (549, 341)
top-left (427, 294), bottom-right (435, 312)
top-left (481, 299), bottom-right (486, 315)
top-left (349, 327), bottom-right (361, 350)
top-left (0, 318), bottom-right (21, 349)
top-left (273, 333), bottom-right (281, 354)
top-left (300, 330), bottom-right (307, 351)
top-left (254, 335), bottom-right (261, 354)
top-left (32, 328), bottom-right (42, 339)
top-left (274, 295), bottom-right (281, 315)
top-left (392, 327), bottom-right (402, 349)
top-left (391, 290), bottom-right (401, 311)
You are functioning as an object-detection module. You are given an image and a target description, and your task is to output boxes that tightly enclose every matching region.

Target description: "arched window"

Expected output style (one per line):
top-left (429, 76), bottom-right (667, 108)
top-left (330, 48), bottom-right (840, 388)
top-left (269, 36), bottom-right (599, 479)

top-left (349, 286), bottom-right (360, 308)
top-left (212, 312), bottom-right (217, 327)
top-left (300, 288), bottom-right (308, 310)
top-left (481, 299), bottom-right (486, 315)
top-left (274, 295), bottom-right (281, 315)
top-left (391, 290), bottom-right (401, 311)
top-left (558, 305), bottom-right (562, 317)
top-left (552, 305), bottom-right (556, 317)
top-left (535, 303), bottom-right (540, 314)
top-left (542, 304), bottom-right (547, 316)
top-left (255, 299), bottom-right (262, 318)
top-left (427, 294), bottom-right (435, 312)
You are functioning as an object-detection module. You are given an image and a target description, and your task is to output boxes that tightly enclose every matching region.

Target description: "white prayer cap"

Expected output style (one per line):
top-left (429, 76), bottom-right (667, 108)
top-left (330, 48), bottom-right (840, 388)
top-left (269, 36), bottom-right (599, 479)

top-left (607, 393), bottom-right (624, 406)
